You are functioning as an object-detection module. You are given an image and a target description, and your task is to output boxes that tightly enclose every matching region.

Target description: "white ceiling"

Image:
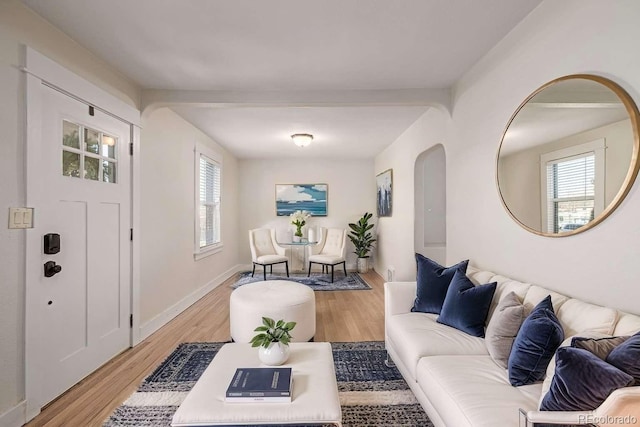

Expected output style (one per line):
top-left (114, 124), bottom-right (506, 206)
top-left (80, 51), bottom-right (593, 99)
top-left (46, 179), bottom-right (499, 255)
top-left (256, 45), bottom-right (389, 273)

top-left (23, 0), bottom-right (543, 159)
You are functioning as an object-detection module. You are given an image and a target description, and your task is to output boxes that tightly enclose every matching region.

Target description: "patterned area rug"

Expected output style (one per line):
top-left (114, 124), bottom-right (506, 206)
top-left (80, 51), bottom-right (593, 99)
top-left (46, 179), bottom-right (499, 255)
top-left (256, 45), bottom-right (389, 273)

top-left (231, 271), bottom-right (372, 291)
top-left (104, 341), bottom-right (432, 427)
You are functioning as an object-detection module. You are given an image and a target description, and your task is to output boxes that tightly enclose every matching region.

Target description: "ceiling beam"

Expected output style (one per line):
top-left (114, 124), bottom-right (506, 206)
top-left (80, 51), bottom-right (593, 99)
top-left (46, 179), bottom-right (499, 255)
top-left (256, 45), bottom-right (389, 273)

top-left (141, 88), bottom-right (451, 116)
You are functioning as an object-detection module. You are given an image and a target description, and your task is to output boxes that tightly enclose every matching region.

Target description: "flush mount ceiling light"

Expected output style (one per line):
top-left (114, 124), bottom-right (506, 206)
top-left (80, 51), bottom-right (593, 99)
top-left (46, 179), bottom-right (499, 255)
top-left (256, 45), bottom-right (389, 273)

top-left (291, 133), bottom-right (313, 147)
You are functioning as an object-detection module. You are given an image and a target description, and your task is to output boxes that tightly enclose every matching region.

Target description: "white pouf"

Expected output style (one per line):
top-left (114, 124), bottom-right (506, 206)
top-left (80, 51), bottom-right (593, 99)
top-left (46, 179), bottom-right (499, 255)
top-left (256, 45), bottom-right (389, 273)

top-left (229, 280), bottom-right (316, 343)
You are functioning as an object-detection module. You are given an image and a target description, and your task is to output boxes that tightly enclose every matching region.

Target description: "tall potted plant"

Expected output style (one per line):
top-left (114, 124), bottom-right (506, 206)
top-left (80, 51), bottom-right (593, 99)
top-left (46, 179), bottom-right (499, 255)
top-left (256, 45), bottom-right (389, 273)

top-left (348, 212), bottom-right (377, 273)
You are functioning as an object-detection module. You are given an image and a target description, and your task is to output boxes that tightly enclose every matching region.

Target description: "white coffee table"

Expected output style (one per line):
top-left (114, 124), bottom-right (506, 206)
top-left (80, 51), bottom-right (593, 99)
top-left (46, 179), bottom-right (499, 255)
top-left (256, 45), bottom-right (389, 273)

top-left (171, 342), bottom-right (342, 426)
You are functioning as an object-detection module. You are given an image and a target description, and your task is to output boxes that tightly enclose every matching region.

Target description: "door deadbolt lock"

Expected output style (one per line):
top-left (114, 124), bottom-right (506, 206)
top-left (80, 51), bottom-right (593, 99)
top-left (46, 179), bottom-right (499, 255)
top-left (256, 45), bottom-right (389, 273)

top-left (44, 261), bottom-right (62, 277)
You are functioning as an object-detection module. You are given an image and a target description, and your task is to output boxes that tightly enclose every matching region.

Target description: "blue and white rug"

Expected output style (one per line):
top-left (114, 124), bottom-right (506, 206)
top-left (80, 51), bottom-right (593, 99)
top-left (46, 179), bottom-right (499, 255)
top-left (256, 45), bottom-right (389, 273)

top-left (231, 272), bottom-right (372, 291)
top-left (104, 341), bottom-right (432, 427)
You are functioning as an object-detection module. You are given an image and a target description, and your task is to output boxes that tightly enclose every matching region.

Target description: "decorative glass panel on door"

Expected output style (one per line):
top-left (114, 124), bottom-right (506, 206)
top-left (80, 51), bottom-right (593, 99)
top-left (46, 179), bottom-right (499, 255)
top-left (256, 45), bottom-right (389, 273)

top-left (101, 134), bottom-right (116, 159)
top-left (84, 156), bottom-right (99, 181)
top-left (84, 127), bottom-right (100, 154)
top-left (62, 120), bottom-right (118, 184)
top-left (63, 120), bottom-right (80, 149)
top-left (103, 160), bottom-right (116, 183)
top-left (62, 150), bottom-right (80, 178)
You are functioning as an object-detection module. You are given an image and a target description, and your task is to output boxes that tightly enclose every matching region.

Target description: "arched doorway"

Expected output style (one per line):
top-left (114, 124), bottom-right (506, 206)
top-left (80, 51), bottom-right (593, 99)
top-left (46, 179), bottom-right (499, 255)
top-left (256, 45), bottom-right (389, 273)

top-left (414, 144), bottom-right (446, 263)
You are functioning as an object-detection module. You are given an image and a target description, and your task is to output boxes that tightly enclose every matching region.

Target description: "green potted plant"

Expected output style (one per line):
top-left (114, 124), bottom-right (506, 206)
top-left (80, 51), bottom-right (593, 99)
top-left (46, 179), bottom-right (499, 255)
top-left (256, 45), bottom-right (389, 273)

top-left (250, 317), bottom-right (297, 365)
top-left (348, 212), bottom-right (377, 273)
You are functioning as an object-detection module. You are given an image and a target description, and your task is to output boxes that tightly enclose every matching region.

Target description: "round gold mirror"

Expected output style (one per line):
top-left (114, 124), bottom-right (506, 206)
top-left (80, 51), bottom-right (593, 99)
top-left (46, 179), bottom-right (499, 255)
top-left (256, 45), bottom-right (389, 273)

top-left (497, 74), bottom-right (640, 236)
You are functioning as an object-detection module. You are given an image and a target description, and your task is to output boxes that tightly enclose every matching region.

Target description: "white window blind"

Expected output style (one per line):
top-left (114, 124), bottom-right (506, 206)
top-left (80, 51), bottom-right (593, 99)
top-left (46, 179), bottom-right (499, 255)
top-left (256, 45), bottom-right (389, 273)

top-left (545, 153), bottom-right (595, 233)
top-left (198, 154), bottom-right (221, 251)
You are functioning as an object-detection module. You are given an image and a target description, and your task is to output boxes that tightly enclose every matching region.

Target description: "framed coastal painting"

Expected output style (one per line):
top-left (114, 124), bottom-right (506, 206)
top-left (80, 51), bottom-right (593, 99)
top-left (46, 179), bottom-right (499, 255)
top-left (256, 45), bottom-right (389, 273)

top-left (376, 169), bottom-right (392, 217)
top-left (276, 184), bottom-right (328, 216)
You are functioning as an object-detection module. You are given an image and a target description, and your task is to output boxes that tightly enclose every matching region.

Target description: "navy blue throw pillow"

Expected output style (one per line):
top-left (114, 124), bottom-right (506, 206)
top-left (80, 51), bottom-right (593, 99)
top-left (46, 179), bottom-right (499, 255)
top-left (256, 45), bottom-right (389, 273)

top-left (508, 296), bottom-right (564, 386)
top-left (436, 270), bottom-right (497, 337)
top-left (541, 347), bottom-right (633, 411)
top-left (411, 254), bottom-right (469, 314)
top-left (607, 332), bottom-right (640, 385)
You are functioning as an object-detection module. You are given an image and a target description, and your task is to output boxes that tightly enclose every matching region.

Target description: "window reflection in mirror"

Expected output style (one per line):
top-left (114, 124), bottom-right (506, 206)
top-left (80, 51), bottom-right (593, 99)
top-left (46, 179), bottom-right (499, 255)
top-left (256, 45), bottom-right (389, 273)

top-left (497, 75), bottom-right (640, 236)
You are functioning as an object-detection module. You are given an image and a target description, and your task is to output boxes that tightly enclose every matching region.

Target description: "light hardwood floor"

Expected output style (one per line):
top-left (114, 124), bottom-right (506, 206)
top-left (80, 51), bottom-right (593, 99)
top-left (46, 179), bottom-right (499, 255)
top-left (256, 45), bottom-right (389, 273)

top-left (27, 270), bottom-right (386, 427)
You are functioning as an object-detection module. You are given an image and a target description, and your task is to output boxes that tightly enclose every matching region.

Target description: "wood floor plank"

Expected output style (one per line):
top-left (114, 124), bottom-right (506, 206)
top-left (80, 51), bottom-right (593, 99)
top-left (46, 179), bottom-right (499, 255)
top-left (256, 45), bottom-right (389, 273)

top-left (26, 270), bottom-right (386, 426)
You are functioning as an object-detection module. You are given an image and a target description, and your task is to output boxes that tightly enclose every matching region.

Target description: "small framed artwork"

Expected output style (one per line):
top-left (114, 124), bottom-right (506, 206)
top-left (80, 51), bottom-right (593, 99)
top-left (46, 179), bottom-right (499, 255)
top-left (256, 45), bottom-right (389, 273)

top-left (376, 169), bottom-right (392, 217)
top-left (276, 184), bottom-right (328, 216)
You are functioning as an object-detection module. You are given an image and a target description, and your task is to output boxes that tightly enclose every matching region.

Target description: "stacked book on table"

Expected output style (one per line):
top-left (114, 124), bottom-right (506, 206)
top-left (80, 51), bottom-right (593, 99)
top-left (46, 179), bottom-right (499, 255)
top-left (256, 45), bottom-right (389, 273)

top-left (225, 367), bottom-right (293, 403)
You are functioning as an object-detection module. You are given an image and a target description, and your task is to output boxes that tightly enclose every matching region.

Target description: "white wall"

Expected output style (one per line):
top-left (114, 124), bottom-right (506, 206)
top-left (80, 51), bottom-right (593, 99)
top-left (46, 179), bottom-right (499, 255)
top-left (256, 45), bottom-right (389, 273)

top-left (374, 108), bottom-right (449, 280)
top-left (237, 159), bottom-right (375, 270)
top-left (448, 0), bottom-right (640, 314)
top-left (0, 0), bottom-right (141, 420)
top-left (140, 108), bottom-right (240, 330)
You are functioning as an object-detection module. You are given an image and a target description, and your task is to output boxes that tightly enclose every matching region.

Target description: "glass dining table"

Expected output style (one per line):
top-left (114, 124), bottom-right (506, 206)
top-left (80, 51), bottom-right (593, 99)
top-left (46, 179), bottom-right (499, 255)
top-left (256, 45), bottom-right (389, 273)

top-left (278, 240), bottom-right (318, 272)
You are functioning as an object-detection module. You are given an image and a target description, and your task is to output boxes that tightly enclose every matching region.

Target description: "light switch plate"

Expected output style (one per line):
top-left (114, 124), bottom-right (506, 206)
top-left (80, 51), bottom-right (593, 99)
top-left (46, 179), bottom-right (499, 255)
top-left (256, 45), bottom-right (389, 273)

top-left (8, 207), bottom-right (34, 229)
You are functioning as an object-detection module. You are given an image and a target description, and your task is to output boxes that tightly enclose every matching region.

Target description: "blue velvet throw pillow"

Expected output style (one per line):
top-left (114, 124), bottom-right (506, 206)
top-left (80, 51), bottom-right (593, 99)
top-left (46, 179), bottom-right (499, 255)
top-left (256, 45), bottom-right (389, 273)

top-left (540, 347), bottom-right (634, 411)
top-left (436, 270), bottom-right (497, 337)
top-left (411, 254), bottom-right (469, 314)
top-left (508, 296), bottom-right (564, 386)
top-left (607, 332), bottom-right (640, 385)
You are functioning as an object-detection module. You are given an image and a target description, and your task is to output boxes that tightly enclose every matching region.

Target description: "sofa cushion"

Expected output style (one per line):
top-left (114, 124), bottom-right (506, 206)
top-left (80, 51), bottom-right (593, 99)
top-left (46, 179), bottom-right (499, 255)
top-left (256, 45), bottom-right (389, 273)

top-left (607, 332), bottom-right (640, 384)
top-left (572, 335), bottom-right (629, 360)
top-left (556, 298), bottom-right (618, 337)
top-left (614, 311), bottom-right (640, 335)
top-left (486, 291), bottom-right (525, 369)
top-left (522, 285), bottom-right (569, 316)
top-left (411, 255), bottom-right (468, 314)
top-left (437, 270), bottom-right (496, 337)
top-left (385, 312), bottom-right (487, 380)
top-left (508, 296), bottom-right (564, 386)
top-left (540, 347), bottom-right (633, 411)
top-left (416, 355), bottom-right (541, 427)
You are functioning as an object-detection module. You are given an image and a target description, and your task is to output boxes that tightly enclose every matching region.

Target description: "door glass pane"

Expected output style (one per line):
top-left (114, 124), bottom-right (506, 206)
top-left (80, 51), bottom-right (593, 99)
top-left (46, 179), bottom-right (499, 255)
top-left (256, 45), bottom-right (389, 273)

top-left (103, 160), bottom-right (116, 183)
top-left (101, 134), bottom-right (116, 159)
top-left (84, 156), bottom-right (99, 180)
top-left (85, 128), bottom-right (100, 154)
top-left (63, 121), bottom-right (80, 149)
top-left (62, 150), bottom-right (80, 178)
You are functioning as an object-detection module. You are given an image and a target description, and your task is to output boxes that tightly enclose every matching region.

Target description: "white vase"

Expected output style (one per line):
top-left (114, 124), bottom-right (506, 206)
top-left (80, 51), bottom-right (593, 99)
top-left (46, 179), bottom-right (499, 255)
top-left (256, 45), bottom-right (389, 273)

top-left (292, 235), bottom-right (301, 243)
top-left (258, 342), bottom-right (290, 366)
top-left (357, 257), bottom-right (369, 273)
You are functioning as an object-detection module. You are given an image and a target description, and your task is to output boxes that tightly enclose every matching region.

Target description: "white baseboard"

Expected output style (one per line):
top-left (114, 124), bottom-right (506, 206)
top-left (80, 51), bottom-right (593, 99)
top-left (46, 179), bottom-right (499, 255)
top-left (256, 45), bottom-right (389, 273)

top-left (139, 264), bottom-right (243, 341)
top-left (0, 401), bottom-right (26, 427)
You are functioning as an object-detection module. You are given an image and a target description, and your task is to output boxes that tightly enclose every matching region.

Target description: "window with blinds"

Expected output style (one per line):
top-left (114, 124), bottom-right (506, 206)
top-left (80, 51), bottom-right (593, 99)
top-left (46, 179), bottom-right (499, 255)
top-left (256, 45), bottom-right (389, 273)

top-left (194, 143), bottom-right (222, 259)
top-left (540, 139), bottom-right (605, 234)
top-left (545, 154), bottom-right (595, 233)
top-left (199, 154), bottom-right (221, 249)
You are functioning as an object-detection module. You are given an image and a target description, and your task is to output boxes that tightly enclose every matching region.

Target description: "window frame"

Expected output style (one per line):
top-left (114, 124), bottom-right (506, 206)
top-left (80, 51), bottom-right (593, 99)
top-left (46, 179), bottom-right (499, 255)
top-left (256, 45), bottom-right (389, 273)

top-left (540, 139), bottom-right (605, 233)
top-left (194, 142), bottom-right (223, 260)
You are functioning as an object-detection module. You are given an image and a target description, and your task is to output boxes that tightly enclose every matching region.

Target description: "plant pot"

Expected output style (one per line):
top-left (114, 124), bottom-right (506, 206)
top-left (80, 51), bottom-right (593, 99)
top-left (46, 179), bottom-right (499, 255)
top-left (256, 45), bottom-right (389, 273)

top-left (258, 342), bottom-right (290, 366)
top-left (292, 235), bottom-right (301, 243)
top-left (357, 257), bottom-right (369, 273)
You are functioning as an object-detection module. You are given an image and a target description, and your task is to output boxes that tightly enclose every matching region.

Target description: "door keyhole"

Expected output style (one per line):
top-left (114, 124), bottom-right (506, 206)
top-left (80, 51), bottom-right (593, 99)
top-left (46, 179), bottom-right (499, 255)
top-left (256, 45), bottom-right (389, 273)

top-left (44, 261), bottom-right (62, 277)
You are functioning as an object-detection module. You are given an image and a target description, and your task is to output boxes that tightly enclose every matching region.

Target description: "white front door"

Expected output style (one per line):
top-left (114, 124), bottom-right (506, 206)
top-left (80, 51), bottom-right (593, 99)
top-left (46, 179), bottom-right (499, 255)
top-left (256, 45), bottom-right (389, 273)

top-left (28, 83), bottom-right (132, 406)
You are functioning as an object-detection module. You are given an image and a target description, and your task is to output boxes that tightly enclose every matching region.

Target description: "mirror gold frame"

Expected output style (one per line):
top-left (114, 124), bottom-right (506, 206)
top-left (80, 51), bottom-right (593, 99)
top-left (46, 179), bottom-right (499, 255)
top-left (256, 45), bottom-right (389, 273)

top-left (497, 74), bottom-right (640, 237)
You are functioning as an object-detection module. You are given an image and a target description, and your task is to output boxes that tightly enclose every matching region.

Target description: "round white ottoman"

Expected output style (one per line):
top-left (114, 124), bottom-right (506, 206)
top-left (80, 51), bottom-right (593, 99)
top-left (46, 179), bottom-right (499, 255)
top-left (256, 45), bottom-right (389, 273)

top-left (229, 280), bottom-right (316, 343)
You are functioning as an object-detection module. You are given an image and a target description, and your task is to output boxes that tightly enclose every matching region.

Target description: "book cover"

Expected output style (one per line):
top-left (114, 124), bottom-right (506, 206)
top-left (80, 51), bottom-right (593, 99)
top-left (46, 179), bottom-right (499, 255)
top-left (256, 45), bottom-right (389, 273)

top-left (225, 367), bottom-right (292, 402)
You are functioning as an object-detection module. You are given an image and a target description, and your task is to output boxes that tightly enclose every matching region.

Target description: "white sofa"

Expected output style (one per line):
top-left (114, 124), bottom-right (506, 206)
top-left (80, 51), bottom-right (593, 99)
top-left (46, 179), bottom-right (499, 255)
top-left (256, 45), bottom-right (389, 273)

top-left (384, 266), bottom-right (640, 427)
